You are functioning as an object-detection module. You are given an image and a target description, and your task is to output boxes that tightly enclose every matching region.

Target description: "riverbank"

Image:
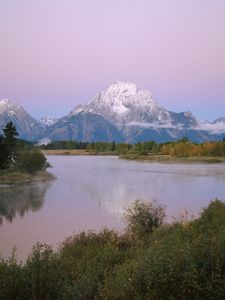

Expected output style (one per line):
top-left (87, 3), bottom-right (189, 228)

top-left (120, 153), bottom-right (225, 163)
top-left (41, 150), bottom-right (225, 163)
top-left (0, 170), bottom-right (56, 185)
top-left (41, 149), bottom-right (117, 156)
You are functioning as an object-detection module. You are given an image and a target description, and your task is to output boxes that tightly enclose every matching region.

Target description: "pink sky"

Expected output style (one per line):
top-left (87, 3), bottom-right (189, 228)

top-left (0, 0), bottom-right (225, 120)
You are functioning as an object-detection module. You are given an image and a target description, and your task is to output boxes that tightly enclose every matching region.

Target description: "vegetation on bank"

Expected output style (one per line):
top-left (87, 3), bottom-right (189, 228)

top-left (0, 122), bottom-right (52, 184)
top-left (0, 199), bottom-right (225, 299)
top-left (38, 138), bottom-right (225, 162)
top-left (121, 153), bottom-right (225, 164)
top-left (0, 170), bottom-right (55, 185)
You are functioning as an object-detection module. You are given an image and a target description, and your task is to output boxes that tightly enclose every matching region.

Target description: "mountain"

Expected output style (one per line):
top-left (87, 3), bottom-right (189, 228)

top-left (40, 116), bottom-right (59, 126)
top-left (67, 81), bottom-right (217, 143)
top-left (1, 83), bottom-right (225, 143)
top-left (212, 117), bottom-right (225, 124)
top-left (0, 99), bottom-right (44, 141)
top-left (40, 112), bottom-right (124, 142)
top-left (71, 81), bottom-right (170, 126)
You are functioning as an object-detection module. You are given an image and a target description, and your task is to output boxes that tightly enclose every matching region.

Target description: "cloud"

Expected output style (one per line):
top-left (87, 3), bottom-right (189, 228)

top-left (37, 138), bottom-right (51, 146)
top-left (126, 121), bottom-right (177, 129)
top-left (195, 122), bottom-right (225, 134)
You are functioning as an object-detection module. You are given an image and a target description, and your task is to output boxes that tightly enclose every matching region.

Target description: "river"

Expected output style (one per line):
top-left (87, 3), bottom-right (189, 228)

top-left (0, 155), bottom-right (225, 260)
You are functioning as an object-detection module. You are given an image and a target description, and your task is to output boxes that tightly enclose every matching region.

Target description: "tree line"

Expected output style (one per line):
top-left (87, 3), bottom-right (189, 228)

top-left (161, 138), bottom-right (225, 157)
top-left (39, 138), bottom-right (225, 157)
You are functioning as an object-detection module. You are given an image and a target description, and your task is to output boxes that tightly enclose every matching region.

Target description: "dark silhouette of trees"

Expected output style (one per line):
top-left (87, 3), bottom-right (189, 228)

top-left (0, 121), bottom-right (18, 169)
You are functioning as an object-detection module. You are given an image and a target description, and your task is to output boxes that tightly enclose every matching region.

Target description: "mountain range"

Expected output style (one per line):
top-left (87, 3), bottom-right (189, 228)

top-left (0, 82), bottom-right (225, 143)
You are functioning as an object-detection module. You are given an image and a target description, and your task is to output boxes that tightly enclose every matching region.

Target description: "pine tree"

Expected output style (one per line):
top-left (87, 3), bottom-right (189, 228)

top-left (0, 121), bottom-right (18, 169)
top-left (112, 140), bottom-right (116, 151)
top-left (0, 135), bottom-right (8, 169)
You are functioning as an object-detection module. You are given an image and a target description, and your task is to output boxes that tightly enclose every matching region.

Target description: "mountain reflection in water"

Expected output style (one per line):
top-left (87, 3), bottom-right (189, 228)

top-left (0, 182), bottom-right (51, 224)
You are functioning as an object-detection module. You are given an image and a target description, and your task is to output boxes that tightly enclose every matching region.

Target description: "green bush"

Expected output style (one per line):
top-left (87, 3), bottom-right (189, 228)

top-left (124, 200), bottom-right (166, 241)
top-left (58, 229), bottom-right (128, 299)
top-left (16, 150), bottom-right (49, 174)
top-left (0, 249), bottom-right (25, 300)
top-left (0, 200), bottom-right (225, 299)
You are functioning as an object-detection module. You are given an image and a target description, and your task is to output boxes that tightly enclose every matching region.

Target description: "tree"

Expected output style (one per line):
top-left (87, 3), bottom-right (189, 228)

top-left (0, 135), bottom-right (8, 169)
top-left (111, 140), bottom-right (116, 151)
top-left (0, 122), bottom-right (18, 169)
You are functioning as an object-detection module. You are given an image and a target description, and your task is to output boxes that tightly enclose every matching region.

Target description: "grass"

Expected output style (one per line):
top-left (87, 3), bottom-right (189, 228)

top-left (41, 149), bottom-right (91, 155)
top-left (121, 153), bottom-right (225, 164)
top-left (0, 170), bottom-right (55, 185)
top-left (42, 150), bottom-right (225, 163)
top-left (41, 149), bottom-right (117, 156)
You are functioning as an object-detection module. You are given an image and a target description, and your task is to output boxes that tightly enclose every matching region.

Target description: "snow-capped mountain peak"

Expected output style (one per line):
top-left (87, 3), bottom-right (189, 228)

top-left (0, 99), bottom-right (20, 113)
top-left (71, 81), bottom-right (170, 125)
top-left (0, 98), bottom-right (44, 140)
top-left (0, 99), bottom-right (10, 106)
top-left (40, 116), bottom-right (59, 126)
top-left (106, 81), bottom-right (138, 96)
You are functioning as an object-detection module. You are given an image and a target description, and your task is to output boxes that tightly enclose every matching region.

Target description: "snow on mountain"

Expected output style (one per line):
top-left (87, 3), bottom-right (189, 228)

top-left (213, 117), bottom-right (225, 124)
top-left (196, 118), bottom-right (225, 134)
top-left (0, 99), bottom-right (45, 141)
top-left (0, 99), bottom-right (21, 115)
top-left (1, 85), bottom-right (224, 143)
top-left (71, 81), bottom-right (171, 126)
top-left (40, 116), bottom-right (59, 126)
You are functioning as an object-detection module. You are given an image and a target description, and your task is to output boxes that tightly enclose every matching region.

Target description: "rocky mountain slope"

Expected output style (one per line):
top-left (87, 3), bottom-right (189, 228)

top-left (1, 82), bottom-right (225, 143)
top-left (0, 99), bottom-right (44, 141)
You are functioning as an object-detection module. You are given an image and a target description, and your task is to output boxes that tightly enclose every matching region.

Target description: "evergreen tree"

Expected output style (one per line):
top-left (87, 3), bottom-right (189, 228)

top-left (0, 135), bottom-right (8, 169)
top-left (111, 140), bottom-right (116, 151)
top-left (0, 121), bottom-right (18, 169)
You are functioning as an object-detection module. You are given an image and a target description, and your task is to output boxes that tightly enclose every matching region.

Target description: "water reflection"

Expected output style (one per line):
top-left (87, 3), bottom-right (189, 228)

top-left (1, 156), bottom-right (225, 261)
top-left (48, 156), bottom-right (225, 219)
top-left (0, 182), bottom-right (51, 224)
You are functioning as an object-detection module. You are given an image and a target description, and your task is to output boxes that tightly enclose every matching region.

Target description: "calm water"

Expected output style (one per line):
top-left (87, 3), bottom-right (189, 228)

top-left (1, 155), bottom-right (225, 260)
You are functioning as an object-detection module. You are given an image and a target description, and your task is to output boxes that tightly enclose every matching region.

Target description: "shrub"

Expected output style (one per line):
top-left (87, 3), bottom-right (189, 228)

top-left (1, 200), bottom-right (225, 299)
top-left (124, 200), bottom-right (166, 240)
top-left (16, 150), bottom-right (49, 174)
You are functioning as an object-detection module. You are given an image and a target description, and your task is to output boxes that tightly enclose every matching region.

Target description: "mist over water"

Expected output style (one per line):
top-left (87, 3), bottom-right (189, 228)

top-left (0, 156), bottom-right (225, 260)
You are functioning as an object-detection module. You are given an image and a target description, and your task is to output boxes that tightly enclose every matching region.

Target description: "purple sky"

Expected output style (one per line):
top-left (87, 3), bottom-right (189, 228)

top-left (0, 0), bottom-right (225, 121)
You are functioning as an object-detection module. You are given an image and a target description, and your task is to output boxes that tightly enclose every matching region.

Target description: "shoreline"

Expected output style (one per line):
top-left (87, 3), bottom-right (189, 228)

top-left (120, 154), bottom-right (225, 164)
top-left (0, 170), bottom-right (56, 185)
top-left (41, 149), bottom-right (225, 164)
top-left (41, 149), bottom-right (117, 156)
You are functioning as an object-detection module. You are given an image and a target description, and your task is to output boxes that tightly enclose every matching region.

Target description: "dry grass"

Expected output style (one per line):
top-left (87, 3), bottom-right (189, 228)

top-left (121, 153), bottom-right (225, 164)
top-left (41, 149), bottom-right (117, 156)
top-left (0, 170), bottom-right (56, 185)
top-left (41, 149), bottom-right (94, 156)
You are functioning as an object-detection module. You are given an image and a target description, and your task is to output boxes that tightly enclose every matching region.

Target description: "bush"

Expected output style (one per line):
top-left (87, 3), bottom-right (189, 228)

top-left (1, 200), bottom-right (225, 299)
top-left (16, 150), bottom-right (49, 174)
top-left (124, 200), bottom-right (166, 240)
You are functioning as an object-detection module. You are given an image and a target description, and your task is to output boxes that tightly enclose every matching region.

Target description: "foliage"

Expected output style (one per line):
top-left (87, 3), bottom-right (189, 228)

top-left (39, 138), bottom-right (225, 157)
top-left (0, 122), bottom-right (18, 169)
top-left (0, 122), bottom-right (50, 174)
top-left (161, 140), bottom-right (225, 157)
top-left (16, 150), bottom-right (49, 174)
top-left (124, 200), bottom-right (165, 240)
top-left (1, 199), bottom-right (225, 299)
